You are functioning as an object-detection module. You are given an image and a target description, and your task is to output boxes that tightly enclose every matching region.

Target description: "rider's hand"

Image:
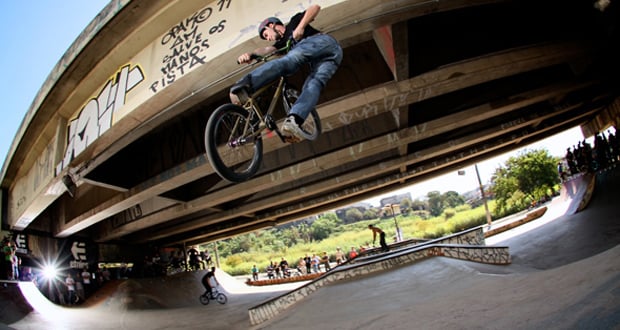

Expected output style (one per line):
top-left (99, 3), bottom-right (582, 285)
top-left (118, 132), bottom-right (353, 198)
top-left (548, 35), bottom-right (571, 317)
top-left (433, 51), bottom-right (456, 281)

top-left (292, 27), bottom-right (304, 41)
top-left (237, 53), bottom-right (252, 64)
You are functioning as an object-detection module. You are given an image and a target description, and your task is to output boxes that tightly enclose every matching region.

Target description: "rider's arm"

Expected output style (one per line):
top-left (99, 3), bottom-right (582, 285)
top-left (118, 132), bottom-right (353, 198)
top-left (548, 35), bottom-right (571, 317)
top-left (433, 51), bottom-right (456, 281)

top-left (293, 4), bottom-right (320, 40)
top-left (237, 45), bottom-right (278, 64)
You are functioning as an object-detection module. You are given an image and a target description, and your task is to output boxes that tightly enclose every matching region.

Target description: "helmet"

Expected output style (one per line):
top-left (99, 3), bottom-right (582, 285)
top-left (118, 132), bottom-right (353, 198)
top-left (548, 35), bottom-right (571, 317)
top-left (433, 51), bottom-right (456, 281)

top-left (258, 17), bottom-right (282, 39)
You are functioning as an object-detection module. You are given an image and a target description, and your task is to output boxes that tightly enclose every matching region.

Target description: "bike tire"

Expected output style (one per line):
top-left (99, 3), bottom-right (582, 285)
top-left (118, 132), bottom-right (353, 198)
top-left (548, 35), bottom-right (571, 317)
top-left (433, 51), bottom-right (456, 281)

top-left (215, 293), bottom-right (228, 304)
top-left (199, 293), bottom-right (210, 305)
top-left (205, 104), bottom-right (263, 182)
top-left (283, 88), bottom-right (322, 141)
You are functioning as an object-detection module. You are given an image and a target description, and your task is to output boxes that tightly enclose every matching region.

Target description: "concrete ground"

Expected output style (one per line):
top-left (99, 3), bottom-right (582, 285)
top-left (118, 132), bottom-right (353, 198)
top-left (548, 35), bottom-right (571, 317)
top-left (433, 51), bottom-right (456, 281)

top-left (4, 168), bottom-right (620, 330)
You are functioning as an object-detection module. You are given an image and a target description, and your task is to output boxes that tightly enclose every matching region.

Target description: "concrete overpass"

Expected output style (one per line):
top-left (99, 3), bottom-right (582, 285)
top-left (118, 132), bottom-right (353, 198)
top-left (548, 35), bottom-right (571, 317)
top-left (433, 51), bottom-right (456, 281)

top-left (1, 0), bottom-right (619, 256)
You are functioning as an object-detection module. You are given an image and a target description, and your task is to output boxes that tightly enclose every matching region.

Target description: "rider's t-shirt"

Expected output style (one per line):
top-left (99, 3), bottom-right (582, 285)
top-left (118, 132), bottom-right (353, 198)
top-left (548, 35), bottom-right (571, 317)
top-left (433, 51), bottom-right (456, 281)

top-left (273, 11), bottom-right (321, 51)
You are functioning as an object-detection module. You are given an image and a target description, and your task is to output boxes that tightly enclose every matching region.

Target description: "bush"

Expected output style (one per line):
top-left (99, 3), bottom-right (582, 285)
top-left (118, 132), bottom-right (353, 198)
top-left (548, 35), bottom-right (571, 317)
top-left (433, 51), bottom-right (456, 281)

top-left (412, 210), bottom-right (430, 219)
top-left (443, 208), bottom-right (456, 219)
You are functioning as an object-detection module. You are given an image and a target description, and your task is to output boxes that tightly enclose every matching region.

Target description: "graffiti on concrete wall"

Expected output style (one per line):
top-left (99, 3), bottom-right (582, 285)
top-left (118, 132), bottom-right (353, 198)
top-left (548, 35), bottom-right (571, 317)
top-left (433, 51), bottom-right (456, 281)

top-left (56, 64), bottom-right (145, 174)
top-left (149, 1), bottom-right (231, 93)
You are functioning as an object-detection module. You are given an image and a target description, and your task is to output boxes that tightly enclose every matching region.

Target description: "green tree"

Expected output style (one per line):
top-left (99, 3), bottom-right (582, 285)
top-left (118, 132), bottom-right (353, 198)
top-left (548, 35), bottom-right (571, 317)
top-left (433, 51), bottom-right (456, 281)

top-left (364, 208), bottom-right (379, 220)
top-left (345, 208), bottom-right (363, 223)
top-left (492, 148), bottom-right (559, 213)
top-left (400, 197), bottom-right (412, 215)
top-left (411, 199), bottom-right (427, 211)
top-left (427, 191), bottom-right (443, 217)
top-left (310, 213), bottom-right (341, 240)
top-left (443, 191), bottom-right (465, 208)
top-left (279, 227), bottom-right (300, 247)
top-left (297, 222), bottom-right (312, 243)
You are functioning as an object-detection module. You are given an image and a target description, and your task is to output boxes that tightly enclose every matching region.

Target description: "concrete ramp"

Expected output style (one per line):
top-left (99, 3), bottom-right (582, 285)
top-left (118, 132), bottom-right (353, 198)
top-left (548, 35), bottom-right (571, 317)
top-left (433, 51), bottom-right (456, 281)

top-left (0, 281), bottom-right (33, 325)
top-left (560, 173), bottom-right (595, 215)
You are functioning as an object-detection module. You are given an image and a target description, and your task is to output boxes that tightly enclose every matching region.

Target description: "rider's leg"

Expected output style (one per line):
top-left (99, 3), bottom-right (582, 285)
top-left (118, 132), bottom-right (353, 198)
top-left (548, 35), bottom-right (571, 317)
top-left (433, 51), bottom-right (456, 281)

top-left (286, 35), bottom-right (342, 122)
top-left (229, 49), bottom-right (306, 104)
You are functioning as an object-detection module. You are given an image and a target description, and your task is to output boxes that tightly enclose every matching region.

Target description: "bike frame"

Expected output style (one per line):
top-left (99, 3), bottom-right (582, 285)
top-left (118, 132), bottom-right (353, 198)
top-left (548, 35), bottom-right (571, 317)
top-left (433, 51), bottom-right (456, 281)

top-left (238, 76), bottom-right (289, 142)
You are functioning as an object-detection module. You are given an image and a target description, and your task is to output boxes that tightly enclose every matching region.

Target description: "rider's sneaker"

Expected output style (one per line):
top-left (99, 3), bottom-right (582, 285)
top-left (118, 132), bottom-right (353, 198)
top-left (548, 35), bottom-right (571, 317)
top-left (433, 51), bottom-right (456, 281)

top-left (230, 76), bottom-right (251, 104)
top-left (281, 116), bottom-right (304, 142)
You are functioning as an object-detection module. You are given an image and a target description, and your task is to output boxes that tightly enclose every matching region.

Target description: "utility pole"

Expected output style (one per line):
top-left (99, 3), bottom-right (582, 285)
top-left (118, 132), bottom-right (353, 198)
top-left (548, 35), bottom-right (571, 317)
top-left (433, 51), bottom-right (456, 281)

top-left (475, 164), bottom-right (493, 226)
top-left (389, 204), bottom-right (402, 242)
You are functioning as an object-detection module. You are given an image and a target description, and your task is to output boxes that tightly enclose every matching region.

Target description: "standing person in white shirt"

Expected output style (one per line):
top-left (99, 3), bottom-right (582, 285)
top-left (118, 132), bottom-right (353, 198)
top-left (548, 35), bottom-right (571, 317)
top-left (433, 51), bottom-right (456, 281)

top-left (65, 272), bottom-right (77, 305)
top-left (81, 267), bottom-right (92, 298)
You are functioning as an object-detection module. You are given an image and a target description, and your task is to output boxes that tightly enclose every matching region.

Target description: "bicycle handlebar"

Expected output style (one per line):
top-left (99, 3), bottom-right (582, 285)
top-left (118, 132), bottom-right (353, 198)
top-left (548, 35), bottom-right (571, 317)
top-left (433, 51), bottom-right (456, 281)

top-left (236, 38), bottom-right (296, 65)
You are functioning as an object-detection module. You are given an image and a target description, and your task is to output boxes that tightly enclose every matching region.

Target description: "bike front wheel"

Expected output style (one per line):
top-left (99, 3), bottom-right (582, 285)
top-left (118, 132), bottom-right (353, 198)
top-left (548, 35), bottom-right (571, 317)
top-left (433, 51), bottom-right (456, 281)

top-left (215, 293), bottom-right (228, 304)
top-left (205, 104), bottom-right (263, 182)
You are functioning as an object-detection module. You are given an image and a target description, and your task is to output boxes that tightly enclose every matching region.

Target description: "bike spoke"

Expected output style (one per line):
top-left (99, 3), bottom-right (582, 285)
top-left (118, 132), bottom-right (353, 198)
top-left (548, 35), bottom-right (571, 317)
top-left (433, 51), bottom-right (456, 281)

top-left (206, 104), bottom-right (264, 182)
top-left (215, 113), bottom-right (256, 170)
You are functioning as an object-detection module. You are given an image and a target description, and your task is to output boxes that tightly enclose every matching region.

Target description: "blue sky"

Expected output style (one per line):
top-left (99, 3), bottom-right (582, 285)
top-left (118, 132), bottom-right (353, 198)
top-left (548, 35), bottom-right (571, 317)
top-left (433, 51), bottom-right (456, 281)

top-left (0, 1), bottom-right (110, 170)
top-left (0, 1), bottom-right (592, 201)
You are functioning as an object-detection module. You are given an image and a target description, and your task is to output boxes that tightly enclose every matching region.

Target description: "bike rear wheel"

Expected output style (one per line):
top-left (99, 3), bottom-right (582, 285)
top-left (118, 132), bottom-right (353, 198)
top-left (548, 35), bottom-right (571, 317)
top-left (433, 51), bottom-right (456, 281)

top-left (199, 293), bottom-right (210, 305)
top-left (205, 104), bottom-right (263, 182)
top-left (283, 88), bottom-right (321, 141)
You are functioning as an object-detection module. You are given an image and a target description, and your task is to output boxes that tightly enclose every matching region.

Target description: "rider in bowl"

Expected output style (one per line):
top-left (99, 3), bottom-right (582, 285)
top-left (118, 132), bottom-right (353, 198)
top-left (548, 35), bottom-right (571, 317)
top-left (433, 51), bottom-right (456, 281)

top-left (229, 4), bottom-right (343, 141)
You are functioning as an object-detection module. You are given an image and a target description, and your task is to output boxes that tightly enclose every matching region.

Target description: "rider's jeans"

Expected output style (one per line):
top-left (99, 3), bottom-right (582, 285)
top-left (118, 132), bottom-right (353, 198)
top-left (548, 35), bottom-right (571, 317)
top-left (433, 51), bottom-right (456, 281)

top-left (244, 34), bottom-right (343, 121)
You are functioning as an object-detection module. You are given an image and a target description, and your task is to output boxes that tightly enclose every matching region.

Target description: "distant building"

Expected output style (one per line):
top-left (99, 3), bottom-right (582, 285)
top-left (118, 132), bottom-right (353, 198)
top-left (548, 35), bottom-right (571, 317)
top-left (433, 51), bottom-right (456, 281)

top-left (381, 204), bottom-right (401, 217)
top-left (379, 192), bottom-right (412, 207)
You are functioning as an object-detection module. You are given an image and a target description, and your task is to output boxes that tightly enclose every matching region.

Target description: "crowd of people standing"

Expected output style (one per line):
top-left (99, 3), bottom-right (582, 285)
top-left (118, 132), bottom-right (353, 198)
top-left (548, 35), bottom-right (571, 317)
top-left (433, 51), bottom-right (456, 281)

top-left (252, 244), bottom-right (372, 281)
top-left (560, 129), bottom-right (619, 181)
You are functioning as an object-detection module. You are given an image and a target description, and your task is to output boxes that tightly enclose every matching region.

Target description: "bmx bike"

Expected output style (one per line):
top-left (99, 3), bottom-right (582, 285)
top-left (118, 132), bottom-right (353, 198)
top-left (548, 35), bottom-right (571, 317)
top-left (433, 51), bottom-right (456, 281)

top-left (204, 40), bottom-right (322, 183)
top-left (199, 288), bottom-right (228, 305)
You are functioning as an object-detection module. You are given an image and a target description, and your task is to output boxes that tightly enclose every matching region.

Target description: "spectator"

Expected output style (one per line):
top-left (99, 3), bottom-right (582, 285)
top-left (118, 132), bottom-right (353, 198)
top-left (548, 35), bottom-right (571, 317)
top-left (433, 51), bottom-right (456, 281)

top-left (2, 240), bottom-right (15, 280)
top-left (311, 254), bottom-right (320, 273)
top-left (266, 263), bottom-right (275, 279)
top-left (304, 254), bottom-right (312, 274)
top-left (102, 267), bottom-right (111, 282)
top-left (557, 161), bottom-right (567, 182)
top-left (81, 267), bottom-right (92, 297)
top-left (21, 266), bottom-right (33, 282)
top-left (272, 261), bottom-right (280, 278)
top-left (321, 252), bottom-right (331, 272)
top-left (201, 250), bottom-right (212, 267)
top-left (251, 265), bottom-right (259, 281)
top-left (11, 254), bottom-right (20, 281)
top-left (187, 247), bottom-right (203, 270)
top-left (75, 275), bottom-right (85, 303)
top-left (65, 272), bottom-right (77, 305)
top-left (279, 257), bottom-right (289, 277)
top-left (297, 257), bottom-right (306, 275)
top-left (349, 246), bottom-right (358, 260)
top-left (335, 247), bottom-right (346, 265)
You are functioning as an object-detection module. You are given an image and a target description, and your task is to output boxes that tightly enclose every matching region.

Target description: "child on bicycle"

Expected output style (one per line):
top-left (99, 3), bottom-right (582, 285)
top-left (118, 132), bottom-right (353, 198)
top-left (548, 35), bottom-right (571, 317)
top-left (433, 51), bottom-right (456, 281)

top-left (230, 4), bottom-right (342, 141)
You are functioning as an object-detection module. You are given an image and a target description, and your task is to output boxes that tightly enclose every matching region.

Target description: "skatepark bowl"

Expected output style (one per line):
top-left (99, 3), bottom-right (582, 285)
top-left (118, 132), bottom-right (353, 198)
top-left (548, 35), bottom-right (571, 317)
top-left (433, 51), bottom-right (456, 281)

top-left (2, 168), bottom-right (620, 330)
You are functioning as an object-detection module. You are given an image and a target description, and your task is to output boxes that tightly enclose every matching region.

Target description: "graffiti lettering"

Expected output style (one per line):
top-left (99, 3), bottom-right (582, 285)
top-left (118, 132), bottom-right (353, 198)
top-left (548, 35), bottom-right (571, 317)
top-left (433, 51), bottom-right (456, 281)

top-left (216, 0), bottom-right (232, 11)
top-left (151, 4), bottom-right (230, 93)
top-left (56, 65), bottom-right (145, 174)
top-left (161, 7), bottom-right (213, 46)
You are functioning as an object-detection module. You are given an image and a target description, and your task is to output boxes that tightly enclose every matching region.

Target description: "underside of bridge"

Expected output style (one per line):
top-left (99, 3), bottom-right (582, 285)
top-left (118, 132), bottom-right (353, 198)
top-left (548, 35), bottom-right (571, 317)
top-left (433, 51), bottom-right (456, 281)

top-left (3, 0), bottom-right (619, 251)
